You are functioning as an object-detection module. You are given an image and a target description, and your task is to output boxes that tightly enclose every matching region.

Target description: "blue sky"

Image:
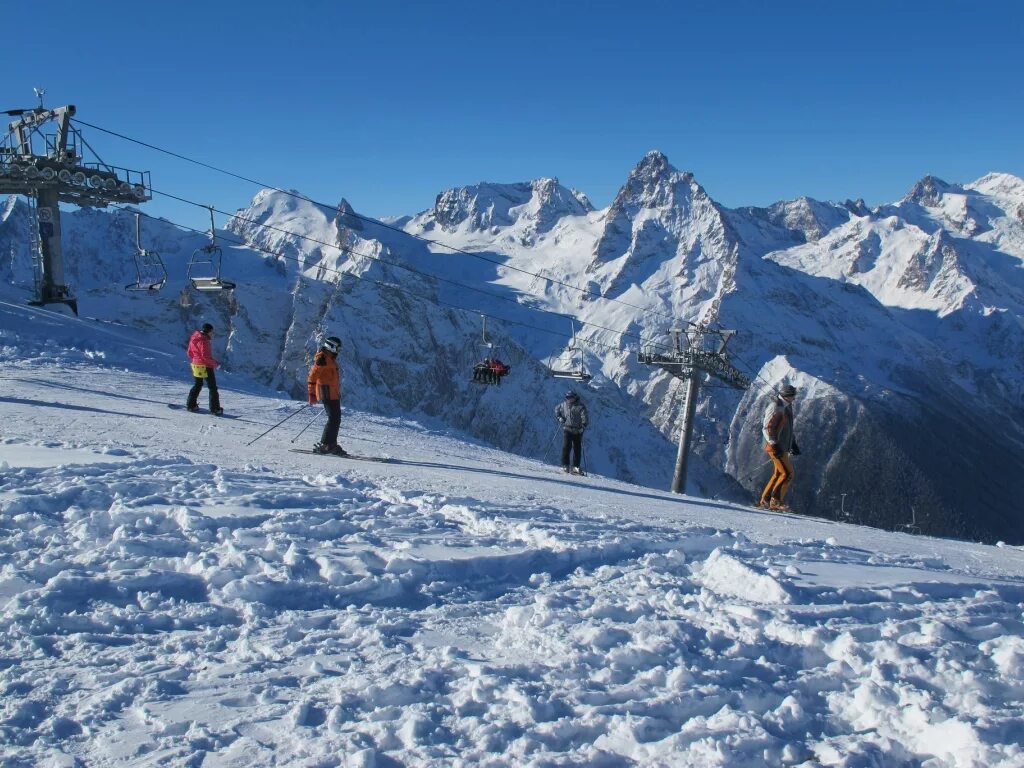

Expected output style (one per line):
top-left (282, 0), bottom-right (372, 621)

top-left (4, 0), bottom-right (1022, 231)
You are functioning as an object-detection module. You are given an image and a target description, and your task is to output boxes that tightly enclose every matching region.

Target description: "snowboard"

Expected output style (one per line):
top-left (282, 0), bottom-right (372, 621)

top-left (168, 404), bottom-right (239, 419)
top-left (289, 448), bottom-right (393, 464)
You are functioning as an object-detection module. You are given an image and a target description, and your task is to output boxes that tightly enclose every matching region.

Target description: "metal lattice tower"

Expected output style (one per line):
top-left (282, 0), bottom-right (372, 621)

top-left (0, 97), bottom-right (151, 314)
top-left (638, 326), bottom-right (751, 494)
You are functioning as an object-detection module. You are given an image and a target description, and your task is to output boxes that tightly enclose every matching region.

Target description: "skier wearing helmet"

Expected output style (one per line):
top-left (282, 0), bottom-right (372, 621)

top-left (555, 389), bottom-right (588, 475)
top-left (758, 383), bottom-right (801, 511)
top-left (307, 335), bottom-right (346, 456)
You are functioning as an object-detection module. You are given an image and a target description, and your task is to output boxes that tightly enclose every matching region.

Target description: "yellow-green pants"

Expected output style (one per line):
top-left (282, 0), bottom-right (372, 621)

top-left (760, 451), bottom-right (793, 506)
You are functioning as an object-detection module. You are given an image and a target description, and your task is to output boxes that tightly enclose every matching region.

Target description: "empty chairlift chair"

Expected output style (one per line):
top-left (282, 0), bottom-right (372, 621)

top-left (187, 206), bottom-right (236, 292)
top-left (125, 213), bottom-right (168, 292)
top-left (548, 320), bottom-right (592, 382)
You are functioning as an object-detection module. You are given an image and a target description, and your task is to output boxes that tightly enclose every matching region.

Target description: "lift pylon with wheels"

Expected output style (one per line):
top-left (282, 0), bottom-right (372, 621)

top-left (0, 92), bottom-right (152, 314)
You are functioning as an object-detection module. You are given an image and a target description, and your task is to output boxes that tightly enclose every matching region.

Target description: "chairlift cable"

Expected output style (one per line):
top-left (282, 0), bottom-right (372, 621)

top-left (121, 206), bottom-right (634, 357)
top-left (142, 185), bottom-right (675, 354)
top-left (72, 117), bottom-right (701, 332)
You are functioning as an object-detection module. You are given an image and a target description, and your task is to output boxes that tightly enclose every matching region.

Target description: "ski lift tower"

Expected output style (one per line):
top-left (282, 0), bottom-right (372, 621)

top-left (638, 325), bottom-right (750, 494)
top-left (0, 92), bottom-right (151, 314)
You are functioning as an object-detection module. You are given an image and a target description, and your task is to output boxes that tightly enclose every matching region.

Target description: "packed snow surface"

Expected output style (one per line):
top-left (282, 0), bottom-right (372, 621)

top-left (1, 299), bottom-right (1023, 767)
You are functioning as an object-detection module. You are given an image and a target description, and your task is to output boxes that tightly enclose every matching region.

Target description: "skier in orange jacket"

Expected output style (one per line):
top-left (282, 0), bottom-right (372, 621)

top-left (307, 336), bottom-right (345, 456)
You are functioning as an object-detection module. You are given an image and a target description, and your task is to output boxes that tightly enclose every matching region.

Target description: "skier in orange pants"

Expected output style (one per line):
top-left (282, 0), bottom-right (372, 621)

top-left (759, 383), bottom-right (800, 511)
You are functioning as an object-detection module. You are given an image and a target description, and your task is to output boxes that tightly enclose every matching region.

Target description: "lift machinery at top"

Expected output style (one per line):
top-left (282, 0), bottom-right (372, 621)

top-left (0, 91), bottom-right (152, 314)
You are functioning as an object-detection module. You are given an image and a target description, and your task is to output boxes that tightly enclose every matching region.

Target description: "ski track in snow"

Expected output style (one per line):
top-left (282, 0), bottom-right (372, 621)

top-left (2, 347), bottom-right (1024, 765)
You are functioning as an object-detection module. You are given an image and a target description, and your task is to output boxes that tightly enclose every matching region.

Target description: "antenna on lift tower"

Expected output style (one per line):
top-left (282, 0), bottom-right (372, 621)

top-left (0, 92), bottom-right (152, 314)
top-left (638, 325), bottom-right (750, 494)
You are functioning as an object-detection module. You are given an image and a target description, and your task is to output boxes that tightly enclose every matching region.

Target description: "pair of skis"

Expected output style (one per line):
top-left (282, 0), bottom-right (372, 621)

top-left (170, 404), bottom-right (389, 462)
top-left (288, 448), bottom-right (393, 464)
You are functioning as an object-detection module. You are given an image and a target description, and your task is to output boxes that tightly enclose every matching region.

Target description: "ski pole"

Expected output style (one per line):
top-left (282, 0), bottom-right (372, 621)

top-left (246, 404), bottom-right (312, 446)
top-left (739, 458), bottom-right (773, 483)
top-left (545, 426), bottom-right (560, 463)
top-left (291, 406), bottom-right (325, 443)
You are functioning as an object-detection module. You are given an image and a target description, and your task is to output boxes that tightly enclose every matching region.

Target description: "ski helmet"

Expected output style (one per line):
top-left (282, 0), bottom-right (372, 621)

top-left (565, 389), bottom-right (578, 400)
top-left (779, 384), bottom-right (797, 398)
top-left (201, 323), bottom-right (214, 333)
top-left (322, 336), bottom-right (342, 354)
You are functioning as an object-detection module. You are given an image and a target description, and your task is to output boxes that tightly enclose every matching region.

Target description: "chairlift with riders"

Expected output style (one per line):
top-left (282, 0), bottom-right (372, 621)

top-left (187, 206), bottom-right (236, 292)
top-left (470, 314), bottom-right (511, 386)
top-left (125, 212), bottom-right (168, 292)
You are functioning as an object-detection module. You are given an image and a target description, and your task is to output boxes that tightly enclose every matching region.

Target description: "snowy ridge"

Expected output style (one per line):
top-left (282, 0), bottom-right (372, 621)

top-left (3, 156), bottom-right (1024, 543)
top-left (2, 302), bottom-right (1024, 766)
top-left (423, 177), bottom-right (592, 243)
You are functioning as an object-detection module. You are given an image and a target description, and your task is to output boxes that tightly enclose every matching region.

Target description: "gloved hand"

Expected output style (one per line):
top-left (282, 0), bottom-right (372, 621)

top-left (791, 441), bottom-right (801, 456)
top-left (307, 385), bottom-right (317, 405)
top-left (767, 442), bottom-right (781, 457)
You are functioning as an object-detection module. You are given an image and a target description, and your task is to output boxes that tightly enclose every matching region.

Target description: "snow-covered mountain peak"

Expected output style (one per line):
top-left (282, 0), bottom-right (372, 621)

top-left (334, 197), bottom-right (363, 231)
top-left (610, 150), bottom-right (698, 212)
top-left (741, 196), bottom-right (854, 244)
top-left (227, 189), bottom-right (384, 279)
top-left (570, 187), bottom-right (593, 210)
top-left (966, 171), bottom-right (1024, 201)
top-left (594, 152), bottom-right (726, 269)
top-left (428, 177), bottom-right (591, 236)
top-left (904, 175), bottom-right (959, 207)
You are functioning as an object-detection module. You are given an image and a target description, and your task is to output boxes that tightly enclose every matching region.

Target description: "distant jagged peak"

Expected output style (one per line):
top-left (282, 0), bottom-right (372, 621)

top-left (634, 149), bottom-right (674, 179)
top-left (843, 198), bottom-right (869, 216)
top-left (904, 175), bottom-right (961, 207)
top-left (760, 196), bottom-right (852, 243)
top-left (594, 152), bottom-right (728, 266)
top-left (529, 176), bottom-right (593, 212)
top-left (431, 177), bottom-right (591, 233)
top-left (612, 150), bottom-right (699, 211)
top-left (570, 187), bottom-right (593, 211)
top-left (966, 171), bottom-right (1024, 200)
top-left (334, 197), bottom-right (363, 231)
top-left (247, 187), bottom-right (309, 213)
top-left (236, 189), bottom-right (362, 237)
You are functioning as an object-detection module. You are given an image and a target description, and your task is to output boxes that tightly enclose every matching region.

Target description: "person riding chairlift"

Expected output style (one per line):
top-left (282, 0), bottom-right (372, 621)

top-left (474, 357), bottom-right (510, 385)
top-left (487, 357), bottom-right (510, 385)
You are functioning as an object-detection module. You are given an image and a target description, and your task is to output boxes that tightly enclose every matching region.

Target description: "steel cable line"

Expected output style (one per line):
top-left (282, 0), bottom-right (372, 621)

top-left (122, 205), bottom-right (631, 357)
top-left (727, 350), bottom-right (786, 399)
top-left (72, 117), bottom-right (697, 331)
top-left (142, 185), bottom-right (671, 356)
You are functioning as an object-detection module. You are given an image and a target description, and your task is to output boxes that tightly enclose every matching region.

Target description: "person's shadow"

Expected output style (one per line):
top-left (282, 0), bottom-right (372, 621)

top-left (0, 396), bottom-right (160, 419)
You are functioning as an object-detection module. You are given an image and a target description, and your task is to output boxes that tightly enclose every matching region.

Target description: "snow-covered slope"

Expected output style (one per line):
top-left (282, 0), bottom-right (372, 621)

top-left (404, 156), bottom-right (1024, 543)
top-left (3, 154), bottom-right (1023, 544)
top-left (3, 298), bottom-right (1024, 767)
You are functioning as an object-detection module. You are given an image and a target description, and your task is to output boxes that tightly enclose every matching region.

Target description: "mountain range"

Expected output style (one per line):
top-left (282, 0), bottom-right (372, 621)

top-left (3, 153), bottom-right (1022, 543)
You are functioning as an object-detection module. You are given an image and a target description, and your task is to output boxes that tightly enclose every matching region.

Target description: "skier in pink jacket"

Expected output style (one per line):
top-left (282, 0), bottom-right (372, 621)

top-left (185, 323), bottom-right (223, 415)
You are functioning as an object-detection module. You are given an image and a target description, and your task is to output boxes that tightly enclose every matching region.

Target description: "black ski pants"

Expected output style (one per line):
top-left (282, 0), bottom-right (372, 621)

top-left (187, 368), bottom-right (220, 411)
top-left (561, 430), bottom-right (583, 469)
top-left (319, 398), bottom-right (342, 449)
